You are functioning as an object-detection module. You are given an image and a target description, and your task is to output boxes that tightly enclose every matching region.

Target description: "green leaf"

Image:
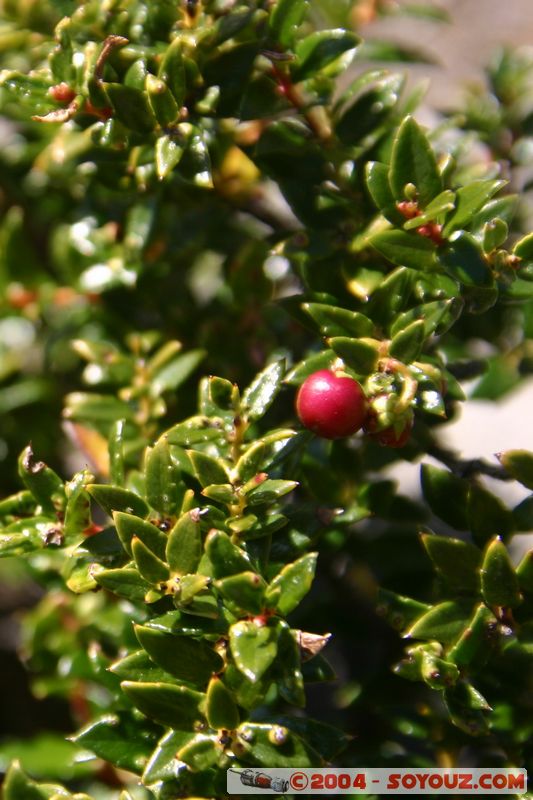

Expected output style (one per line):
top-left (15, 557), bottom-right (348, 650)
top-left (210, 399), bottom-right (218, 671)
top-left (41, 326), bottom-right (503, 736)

top-left (467, 483), bottom-right (515, 546)
top-left (110, 650), bottom-right (178, 683)
top-left (448, 603), bottom-right (498, 668)
top-left (104, 83), bottom-right (156, 133)
top-left (205, 676), bottom-right (240, 730)
top-left (269, 0), bottom-right (308, 47)
top-left (443, 179), bottom-right (507, 237)
top-left (187, 450), bottom-right (230, 488)
top-left (245, 479), bottom-right (298, 506)
top-left (165, 416), bottom-right (226, 446)
top-left (155, 134), bottom-right (185, 180)
top-left (441, 231), bottom-right (494, 287)
top-left (177, 734), bottom-right (222, 771)
top-left (480, 536), bottom-right (522, 608)
top-left (134, 625), bottom-right (223, 686)
top-left (369, 229), bottom-right (437, 271)
top-left (88, 484), bottom-right (149, 519)
top-left (150, 349), bottom-right (205, 395)
top-left (205, 529), bottom-right (252, 578)
top-left (284, 350), bottom-right (337, 385)
top-left (292, 29), bottom-right (360, 81)
top-left (444, 684), bottom-right (490, 736)
top-left (108, 419), bottom-right (126, 485)
top-left (389, 319), bottom-right (425, 363)
top-left (146, 74), bottom-right (179, 127)
top-left (403, 190), bottom-right (456, 229)
top-left (235, 722), bottom-right (321, 767)
top-left (93, 566), bottom-right (151, 602)
top-left (513, 231), bottom-right (533, 260)
top-left (265, 552), bottom-right (317, 615)
top-left (304, 303), bottom-right (374, 338)
top-left (512, 495), bottom-right (533, 531)
top-left (64, 392), bottom-right (136, 424)
top-left (366, 266), bottom-right (415, 324)
top-left (0, 490), bottom-right (34, 518)
top-left (516, 549), bottom-right (533, 592)
top-left (235, 430), bottom-right (296, 483)
top-left (376, 588), bottom-right (431, 632)
top-left (365, 161), bottom-right (405, 225)
top-left (144, 438), bottom-right (182, 516)
top-left (142, 729), bottom-right (191, 784)
top-left (483, 218), bottom-right (508, 253)
top-left (274, 621), bottom-right (305, 707)
top-left (121, 682), bottom-right (205, 729)
top-left (390, 298), bottom-right (462, 338)
top-left (406, 600), bottom-right (475, 644)
top-left (216, 571), bottom-right (266, 615)
top-left (202, 483), bottom-right (235, 505)
top-left (166, 510), bottom-right (202, 576)
top-left (420, 464), bottom-right (469, 530)
top-left (158, 37), bottom-right (186, 106)
top-left (229, 620), bottom-right (279, 682)
top-left (74, 713), bottom-right (156, 775)
top-left (498, 449), bottom-right (533, 489)
top-left (241, 359), bottom-right (286, 421)
top-left (0, 517), bottom-right (59, 557)
top-left (421, 531), bottom-right (481, 593)
top-left (389, 116), bottom-right (442, 207)
top-left (113, 511), bottom-right (167, 559)
top-left (18, 446), bottom-right (65, 516)
top-left (328, 336), bottom-right (379, 374)
top-left (63, 470), bottom-right (92, 542)
top-left (2, 761), bottom-right (61, 800)
top-left (132, 537), bottom-right (170, 584)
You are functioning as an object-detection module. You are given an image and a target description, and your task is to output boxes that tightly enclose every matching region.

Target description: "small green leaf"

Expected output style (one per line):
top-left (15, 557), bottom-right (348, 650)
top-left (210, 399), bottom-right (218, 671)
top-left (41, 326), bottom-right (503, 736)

top-left (0, 490), bottom-right (34, 518)
top-left (390, 298), bottom-right (462, 338)
top-left (110, 650), bottom-right (177, 683)
top-left (483, 218), bottom-right (508, 253)
top-left (109, 419), bottom-right (126, 485)
top-left (229, 620), bottom-right (279, 682)
top-left (444, 684), bottom-right (490, 736)
top-left (235, 430), bottom-right (296, 483)
top-left (165, 416), bottom-right (225, 446)
top-left (188, 450), bottom-right (230, 488)
top-left (421, 464), bottom-right (469, 530)
top-left (389, 319), bottom-right (425, 363)
top-left (134, 625), bottom-right (223, 685)
top-left (216, 571), bottom-right (266, 615)
top-left (275, 622), bottom-right (305, 707)
top-left (158, 37), bottom-right (186, 106)
top-left (113, 512), bottom-right (167, 559)
top-left (121, 681), bottom-right (205, 729)
top-left (406, 600), bottom-right (475, 644)
top-left (155, 134), bottom-right (184, 180)
top-left (389, 116), bottom-right (442, 207)
top-left (74, 713), bottom-right (156, 775)
top-left (202, 483), bottom-right (235, 505)
top-left (369, 229), bottom-right (437, 271)
top-left (443, 179), bottom-right (507, 236)
top-left (513, 231), bottom-right (533, 260)
top-left (63, 470), bottom-right (92, 542)
top-left (376, 588), bottom-right (431, 632)
top-left (441, 231), bottom-right (493, 287)
top-left (205, 676), bottom-right (240, 730)
top-left (516, 549), bottom-right (533, 592)
top-left (132, 537), bottom-right (170, 584)
top-left (498, 449), bottom-right (533, 489)
top-left (292, 29), bottom-right (360, 81)
top-left (269, 0), bottom-right (308, 47)
top-left (235, 722), bottom-right (320, 767)
top-left (146, 74), bottom-right (179, 127)
top-left (245, 479), bottom-right (298, 506)
top-left (467, 483), bottom-right (515, 546)
top-left (328, 336), bottom-right (379, 374)
top-left (166, 510), bottom-right (202, 575)
top-left (205, 529), bottom-right (252, 578)
top-left (448, 603), bottom-right (497, 668)
top-left (88, 484), bottom-right (149, 519)
top-left (421, 531), bottom-right (481, 593)
top-left (177, 734), bottom-right (222, 771)
top-left (104, 83), bottom-right (156, 133)
top-left (266, 552), bottom-right (317, 615)
top-left (2, 760), bottom-right (61, 800)
top-left (142, 729), bottom-right (191, 784)
top-left (403, 190), bottom-right (455, 229)
top-left (144, 438), bottom-right (182, 516)
top-left (65, 393), bottom-right (136, 424)
top-left (18, 445), bottom-right (65, 515)
top-left (241, 360), bottom-right (286, 421)
top-left (304, 303), bottom-right (374, 338)
top-left (284, 350), bottom-right (337, 385)
top-left (365, 161), bottom-right (405, 224)
top-left (367, 267), bottom-right (415, 324)
top-left (150, 349), bottom-right (205, 395)
top-left (420, 653), bottom-right (459, 690)
top-left (480, 536), bottom-right (522, 608)
top-left (93, 566), bottom-right (151, 602)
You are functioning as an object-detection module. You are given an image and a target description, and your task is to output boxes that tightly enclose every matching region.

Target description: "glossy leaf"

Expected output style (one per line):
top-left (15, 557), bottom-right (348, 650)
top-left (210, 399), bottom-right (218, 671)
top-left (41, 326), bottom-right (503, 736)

top-left (166, 510), bottom-right (202, 576)
top-left (132, 536), bottom-right (170, 584)
top-left (134, 625), bottom-right (223, 685)
top-left (110, 650), bottom-right (177, 684)
top-left (205, 529), bottom-right (252, 578)
top-left (113, 511), bottom-right (166, 559)
top-left (369, 229), bottom-right (437, 271)
top-left (177, 734), bottom-right (222, 771)
top-left (87, 484), bottom-right (149, 519)
top-left (205, 676), bottom-right (240, 730)
top-left (93, 567), bottom-right (151, 602)
top-left (365, 161), bottom-right (405, 224)
top-left (236, 722), bottom-right (321, 767)
top-left (244, 479), bottom-right (298, 506)
top-left (216, 571), bottom-right (266, 615)
top-left (74, 713), bottom-right (156, 775)
top-left (448, 603), bottom-right (497, 668)
top-left (304, 303), bottom-right (374, 338)
top-left (441, 231), bottom-right (494, 287)
top-left (121, 682), bottom-right (205, 729)
top-left (235, 430), bottom-right (296, 483)
top-left (421, 464), bottom-right (469, 530)
top-left (188, 450), bottom-right (230, 488)
top-left (328, 336), bottom-right (379, 374)
top-left (480, 537), bottom-right (522, 608)
top-left (376, 589), bottom-right (431, 632)
top-left (104, 83), bottom-right (156, 133)
top-left (498, 449), bottom-right (533, 489)
top-left (144, 438), bottom-right (182, 515)
top-left (389, 319), bottom-right (425, 363)
top-left (390, 298), bottom-right (462, 339)
top-left (443, 179), bottom-right (507, 236)
top-left (467, 483), bottom-right (515, 546)
top-left (18, 445), bottom-right (65, 516)
top-left (421, 531), bottom-right (481, 593)
top-left (229, 621), bottom-right (279, 682)
top-left (241, 359), bottom-right (286, 421)
top-left (155, 135), bottom-right (184, 180)
top-left (63, 470), bottom-right (92, 541)
top-left (406, 600), bottom-right (475, 644)
top-left (269, 0), bottom-right (308, 47)
top-left (389, 116), bottom-right (442, 207)
top-left (142, 729), bottom-right (190, 784)
top-left (266, 552), bottom-right (317, 615)
top-left (292, 29), bottom-right (360, 81)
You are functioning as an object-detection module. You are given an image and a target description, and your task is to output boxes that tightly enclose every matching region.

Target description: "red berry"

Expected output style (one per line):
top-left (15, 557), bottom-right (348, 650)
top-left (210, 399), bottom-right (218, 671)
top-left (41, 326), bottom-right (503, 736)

top-left (296, 370), bottom-right (367, 439)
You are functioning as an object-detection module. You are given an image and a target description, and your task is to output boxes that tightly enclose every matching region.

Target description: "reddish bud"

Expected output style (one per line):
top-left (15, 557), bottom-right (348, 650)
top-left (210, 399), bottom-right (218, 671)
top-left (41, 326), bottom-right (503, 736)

top-left (49, 83), bottom-right (76, 104)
